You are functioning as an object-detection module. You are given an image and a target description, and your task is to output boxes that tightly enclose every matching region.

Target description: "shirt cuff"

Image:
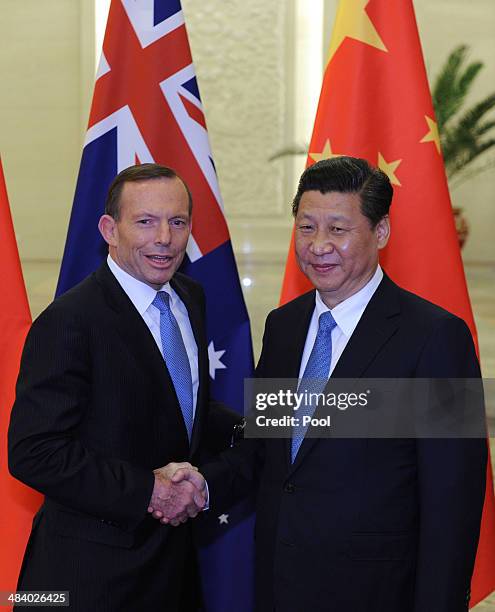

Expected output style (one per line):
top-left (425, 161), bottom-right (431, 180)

top-left (203, 480), bottom-right (210, 511)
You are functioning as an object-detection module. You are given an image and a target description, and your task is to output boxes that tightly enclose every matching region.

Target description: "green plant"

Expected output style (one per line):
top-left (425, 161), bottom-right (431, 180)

top-left (432, 44), bottom-right (495, 189)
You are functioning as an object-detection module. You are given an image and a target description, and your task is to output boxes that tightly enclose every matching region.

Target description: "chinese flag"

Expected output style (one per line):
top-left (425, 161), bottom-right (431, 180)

top-left (280, 0), bottom-right (495, 606)
top-left (0, 157), bottom-right (40, 602)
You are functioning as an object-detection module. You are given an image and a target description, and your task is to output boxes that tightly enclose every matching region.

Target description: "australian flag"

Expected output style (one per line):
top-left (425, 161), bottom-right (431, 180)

top-left (56, 1), bottom-right (255, 610)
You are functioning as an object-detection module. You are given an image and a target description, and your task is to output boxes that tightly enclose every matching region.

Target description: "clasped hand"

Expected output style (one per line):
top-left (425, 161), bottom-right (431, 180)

top-left (147, 462), bottom-right (206, 527)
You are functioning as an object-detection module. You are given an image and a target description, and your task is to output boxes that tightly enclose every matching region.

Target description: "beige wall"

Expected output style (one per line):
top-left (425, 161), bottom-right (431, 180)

top-left (1, 0), bottom-right (494, 274)
top-left (182, 0), bottom-right (294, 264)
top-left (416, 0), bottom-right (495, 263)
top-left (1, 1), bottom-right (81, 263)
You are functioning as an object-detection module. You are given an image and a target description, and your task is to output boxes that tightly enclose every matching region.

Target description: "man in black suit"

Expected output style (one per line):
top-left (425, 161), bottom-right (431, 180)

top-left (8, 163), bottom-right (237, 611)
top-left (173, 157), bottom-right (487, 611)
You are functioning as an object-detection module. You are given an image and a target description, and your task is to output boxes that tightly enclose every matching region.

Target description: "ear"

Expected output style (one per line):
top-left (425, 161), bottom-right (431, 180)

top-left (376, 215), bottom-right (390, 250)
top-left (98, 214), bottom-right (118, 247)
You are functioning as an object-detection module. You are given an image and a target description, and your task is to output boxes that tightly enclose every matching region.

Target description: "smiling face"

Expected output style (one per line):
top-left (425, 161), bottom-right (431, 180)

top-left (98, 177), bottom-right (191, 289)
top-left (294, 190), bottom-right (390, 308)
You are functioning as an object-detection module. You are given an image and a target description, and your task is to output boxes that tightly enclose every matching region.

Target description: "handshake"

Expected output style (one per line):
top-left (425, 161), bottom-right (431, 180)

top-left (147, 463), bottom-right (206, 527)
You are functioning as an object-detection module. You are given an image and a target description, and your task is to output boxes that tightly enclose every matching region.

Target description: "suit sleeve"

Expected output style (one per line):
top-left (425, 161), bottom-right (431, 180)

top-left (8, 304), bottom-right (154, 530)
top-left (413, 315), bottom-right (487, 612)
top-left (200, 312), bottom-right (276, 512)
top-left (203, 401), bottom-right (243, 456)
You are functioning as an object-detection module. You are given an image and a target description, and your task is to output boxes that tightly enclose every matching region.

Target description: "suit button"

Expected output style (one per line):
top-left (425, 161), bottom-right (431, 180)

top-left (284, 483), bottom-right (295, 493)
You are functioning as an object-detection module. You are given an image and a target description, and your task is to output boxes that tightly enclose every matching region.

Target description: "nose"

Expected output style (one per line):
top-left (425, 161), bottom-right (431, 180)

top-left (310, 229), bottom-right (334, 255)
top-left (154, 221), bottom-right (171, 246)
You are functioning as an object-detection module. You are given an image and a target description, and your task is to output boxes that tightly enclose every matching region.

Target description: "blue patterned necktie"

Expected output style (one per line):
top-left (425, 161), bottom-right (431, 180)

top-left (291, 310), bottom-right (337, 462)
top-left (152, 291), bottom-right (194, 440)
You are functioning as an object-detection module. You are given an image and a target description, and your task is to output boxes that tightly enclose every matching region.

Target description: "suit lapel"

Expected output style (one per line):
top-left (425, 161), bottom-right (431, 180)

top-left (284, 291), bottom-right (317, 378)
top-left (288, 274), bottom-right (401, 473)
top-left (95, 264), bottom-right (190, 447)
top-left (330, 276), bottom-right (400, 379)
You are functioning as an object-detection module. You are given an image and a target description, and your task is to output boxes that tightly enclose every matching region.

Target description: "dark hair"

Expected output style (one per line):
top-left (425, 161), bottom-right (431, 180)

top-left (292, 156), bottom-right (393, 226)
top-left (105, 163), bottom-right (193, 220)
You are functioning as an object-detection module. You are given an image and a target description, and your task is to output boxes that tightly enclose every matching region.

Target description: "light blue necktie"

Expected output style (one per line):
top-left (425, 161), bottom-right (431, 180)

top-left (291, 310), bottom-right (337, 462)
top-left (152, 291), bottom-right (194, 440)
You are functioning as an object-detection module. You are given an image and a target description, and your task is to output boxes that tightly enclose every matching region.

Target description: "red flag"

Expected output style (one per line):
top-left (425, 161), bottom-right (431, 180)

top-left (0, 157), bottom-right (41, 602)
top-left (280, 0), bottom-right (495, 605)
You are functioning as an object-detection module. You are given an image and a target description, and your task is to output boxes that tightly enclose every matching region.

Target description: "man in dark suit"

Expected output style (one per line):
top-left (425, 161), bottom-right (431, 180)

top-left (8, 163), bottom-right (238, 611)
top-left (174, 157), bottom-right (487, 611)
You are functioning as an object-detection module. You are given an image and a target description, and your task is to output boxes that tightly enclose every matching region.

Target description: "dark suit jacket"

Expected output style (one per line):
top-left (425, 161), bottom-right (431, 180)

top-left (203, 273), bottom-right (487, 612)
top-left (8, 262), bottom-right (239, 612)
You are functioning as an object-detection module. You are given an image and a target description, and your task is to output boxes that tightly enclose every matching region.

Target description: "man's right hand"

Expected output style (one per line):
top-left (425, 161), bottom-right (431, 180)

top-left (147, 463), bottom-right (207, 526)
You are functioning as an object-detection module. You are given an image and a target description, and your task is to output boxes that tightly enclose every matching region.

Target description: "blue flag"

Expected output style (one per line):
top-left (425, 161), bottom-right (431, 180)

top-left (56, 1), bottom-right (255, 610)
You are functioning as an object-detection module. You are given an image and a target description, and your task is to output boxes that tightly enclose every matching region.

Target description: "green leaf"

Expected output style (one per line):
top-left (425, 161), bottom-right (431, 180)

top-left (433, 45), bottom-right (495, 182)
top-left (432, 45), bottom-right (467, 129)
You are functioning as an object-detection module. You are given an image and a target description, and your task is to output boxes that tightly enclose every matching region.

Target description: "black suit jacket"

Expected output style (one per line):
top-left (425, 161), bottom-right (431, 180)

top-left (8, 263), bottom-right (239, 612)
top-left (203, 274), bottom-right (487, 612)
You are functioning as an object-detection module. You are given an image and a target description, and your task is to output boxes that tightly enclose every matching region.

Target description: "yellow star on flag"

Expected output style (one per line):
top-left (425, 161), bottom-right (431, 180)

top-left (327, 0), bottom-right (388, 65)
top-left (420, 116), bottom-right (441, 154)
top-left (378, 153), bottom-right (402, 186)
top-left (309, 140), bottom-right (341, 163)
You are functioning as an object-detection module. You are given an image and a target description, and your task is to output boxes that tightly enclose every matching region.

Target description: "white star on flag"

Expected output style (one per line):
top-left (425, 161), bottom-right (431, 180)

top-left (218, 513), bottom-right (229, 525)
top-left (208, 341), bottom-right (227, 380)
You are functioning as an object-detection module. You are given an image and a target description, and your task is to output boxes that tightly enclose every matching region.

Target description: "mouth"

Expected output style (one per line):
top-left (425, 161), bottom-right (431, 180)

top-left (145, 254), bottom-right (175, 266)
top-left (310, 263), bottom-right (338, 273)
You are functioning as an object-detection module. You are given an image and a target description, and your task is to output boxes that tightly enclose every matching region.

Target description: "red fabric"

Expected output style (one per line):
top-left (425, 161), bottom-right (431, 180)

top-left (0, 157), bottom-right (41, 605)
top-left (90, 0), bottom-right (228, 256)
top-left (279, 1), bottom-right (495, 605)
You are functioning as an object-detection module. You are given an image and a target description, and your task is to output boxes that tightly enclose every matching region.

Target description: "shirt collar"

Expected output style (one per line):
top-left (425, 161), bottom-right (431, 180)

top-left (107, 254), bottom-right (175, 315)
top-left (315, 265), bottom-right (383, 337)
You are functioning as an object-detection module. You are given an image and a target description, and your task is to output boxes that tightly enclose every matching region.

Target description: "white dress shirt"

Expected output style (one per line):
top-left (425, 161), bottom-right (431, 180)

top-left (298, 266), bottom-right (384, 379)
top-left (107, 255), bottom-right (199, 416)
